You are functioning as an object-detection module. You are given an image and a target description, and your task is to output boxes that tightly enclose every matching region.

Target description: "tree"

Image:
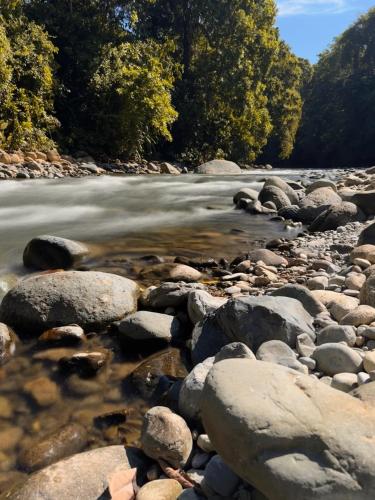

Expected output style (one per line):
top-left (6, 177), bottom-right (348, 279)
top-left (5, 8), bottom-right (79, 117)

top-left (0, 1), bottom-right (57, 150)
top-left (133, 0), bottom-right (286, 163)
top-left (295, 7), bottom-right (375, 167)
top-left (88, 41), bottom-right (178, 158)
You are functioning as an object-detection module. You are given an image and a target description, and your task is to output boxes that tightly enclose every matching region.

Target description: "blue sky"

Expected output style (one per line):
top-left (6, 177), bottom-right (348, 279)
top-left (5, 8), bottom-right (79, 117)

top-left (277, 0), bottom-right (375, 62)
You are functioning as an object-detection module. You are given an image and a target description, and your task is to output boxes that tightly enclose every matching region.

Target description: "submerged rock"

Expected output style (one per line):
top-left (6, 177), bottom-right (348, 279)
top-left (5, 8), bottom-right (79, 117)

top-left (201, 359), bottom-right (375, 500)
top-left (23, 235), bottom-right (88, 270)
top-left (0, 271), bottom-right (139, 334)
top-left (119, 311), bottom-right (181, 343)
top-left (0, 323), bottom-right (16, 365)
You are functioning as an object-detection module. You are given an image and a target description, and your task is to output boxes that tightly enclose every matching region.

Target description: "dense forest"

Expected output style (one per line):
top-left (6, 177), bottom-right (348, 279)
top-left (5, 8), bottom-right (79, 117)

top-left (0, 0), bottom-right (374, 166)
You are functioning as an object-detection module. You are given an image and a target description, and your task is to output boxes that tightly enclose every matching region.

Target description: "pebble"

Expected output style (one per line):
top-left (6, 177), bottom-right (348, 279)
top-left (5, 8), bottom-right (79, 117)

top-left (197, 434), bottom-right (215, 453)
top-left (23, 377), bottom-right (59, 407)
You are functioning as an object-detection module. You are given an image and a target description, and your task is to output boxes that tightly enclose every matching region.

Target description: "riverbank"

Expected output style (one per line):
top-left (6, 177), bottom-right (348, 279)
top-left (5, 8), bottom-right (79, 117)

top-left (0, 150), bottom-right (275, 180)
top-left (2, 168), bottom-right (375, 498)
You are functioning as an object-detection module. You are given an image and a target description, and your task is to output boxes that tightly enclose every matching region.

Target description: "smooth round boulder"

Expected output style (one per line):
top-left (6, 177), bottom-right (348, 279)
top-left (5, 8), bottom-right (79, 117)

top-left (179, 357), bottom-right (214, 421)
top-left (196, 160), bottom-right (241, 175)
top-left (298, 187), bottom-right (342, 224)
top-left (312, 343), bottom-right (363, 375)
top-left (137, 479), bottom-right (183, 500)
top-left (233, 188), bottom-right (259, 205)
top-left (0, 271), bottom-right (139, 334)
top-left (119, 311), bottom-right (180, 343)
top-left (339, 305), bottom-right (375, 326)
top-left (141, 406), bottom-right (192, 468)
top-left (258, 185), bottom-right (291, 210)
top-left (248, 249), bottom-right (287, 267)
top-left (201, 359), bottom-right (375, 500)
top-left (271, 284), bottom-right (326, 316)
top-left (316, 325), bottom-right (356, 346)
top-left (256, 340), bottom-right (306, 373)
top-left (3, 446), bottom-right (146, 500)
top-left (263, 176), bottom-right (299, 204)
top-left (351, 245), bottom-right (375, 264)
top-left (23, 235), bottom-right (88, 270)
top-left (306, 179), bottom-right (337, 194)
top-left (309, 202), bottom-right (365, 233)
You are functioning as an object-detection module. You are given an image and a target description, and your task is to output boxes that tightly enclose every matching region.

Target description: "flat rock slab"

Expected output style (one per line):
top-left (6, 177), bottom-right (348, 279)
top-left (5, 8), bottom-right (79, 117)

top-left (0, 271), bottom-right (139, 334)
top-left (201, 359), bottom-right (375, 500)
top-left (3, 446), bottom-right (145, 500)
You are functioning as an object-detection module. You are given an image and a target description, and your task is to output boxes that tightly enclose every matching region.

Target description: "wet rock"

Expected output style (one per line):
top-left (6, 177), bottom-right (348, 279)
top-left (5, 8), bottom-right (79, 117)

top-left (187, 290), bottom-right (227, 324)
top-left (119, 311), bottom-right (181, 343)
top-left (298, 187), bottom-right (342, 223)
top-left (312, 343), bottom-right (363, 375)
top-left (128, 348), bottom-right (187, 399)
top-left (0, 427), bottom-right (23, 452)
top-left (316, 325), bottom-right (356, 346)
top-left (65, 374), bottom-right (103, 396)
top-left (141, 406), bottom-right (192, 468)
top-left (0, 271), bottom-right (139, 333)
top-left (38, 325), bottom-right (86, 345)
top-left (179, 357), bottom-right (214, 421)
top-left (215, 295), bottom-right (314, 351)
top-left (196, 159), bottom-right (241, 175)
top-left (23, 377), bottom-right (59, 407)
top-left (340, 305), bottom-right (375, 326)
top-left (18, 423), bottom-right (88, 472)
top-left (201, 359), bottom-right (375, 500)
top-left (248, 249), bottom-right (287, 266)
top-left (256, 340), bottom-right (307, 373)
top-left (233, 188), bottom-right (259, 205)
top-left (0, 396), bottom-right (12, 418)
top-left (309, 203), bottom-right (365, 232)
top-left (59, 351), bottom-right (109, 377)
top-left (271, 284), bottom-right (326, 316)
top-left (258, 185), bottom-right (291, 210)
top-left (4, 446), bottom-right (145, 500)
top-left (137, 479), bottom-right (183, 499)
top-left (23, 235), bottom-right (88, 270)
top-left (0, 323), bottom-right (16, 365)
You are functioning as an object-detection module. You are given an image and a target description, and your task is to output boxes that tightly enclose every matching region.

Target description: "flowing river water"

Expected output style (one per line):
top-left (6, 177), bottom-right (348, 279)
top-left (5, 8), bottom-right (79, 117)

top-left (0, 168), bottom-right (340, 490)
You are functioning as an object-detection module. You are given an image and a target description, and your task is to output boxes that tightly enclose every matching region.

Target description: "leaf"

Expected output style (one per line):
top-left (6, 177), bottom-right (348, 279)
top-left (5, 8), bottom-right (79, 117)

top-left (108, 466), bottom-right (137, 500)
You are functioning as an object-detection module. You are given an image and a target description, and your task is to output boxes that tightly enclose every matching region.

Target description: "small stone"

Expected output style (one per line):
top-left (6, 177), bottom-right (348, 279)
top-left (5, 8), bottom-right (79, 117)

top-left (296, 333), bottom-right (316, 357)
top-left (192, 451), bottom-right (210, 469)
top-left (179, 358), bottom-right (214, 421)
top-left (358, 372), bottom-right (370, 385)
top-left (0, 396), bottom-right (12, 418)
top-left (136, 479), bottom-right (183, 500)
top-left (256, 340), bottom-right (307, 373)
top-left (353, 258), bottom-right (371, 269)
top-left (119, 311), bottom-right (181, 343)
top-left (307, 276), bottom-right (328, 290)
top-left (299, 357), bottom-right (316, 370)
top-left (214, 342), bottom-right (255, 363)
top-left (59, 351), bottom-right (109, 377)
top-left (331, 373), bottom-right (358, 392)
top-left (38, 325), bottom-right (86, 345)
top-left (197, 434), bottom-right (215, 453)
top-left (141, 406), bottom-right (192, 468)
top-left (0, 426), bottom-right (23, 451)
top-left (363, 351), bottom-right (375, 374)
top-left (23, 377), bottom-right (59, 407)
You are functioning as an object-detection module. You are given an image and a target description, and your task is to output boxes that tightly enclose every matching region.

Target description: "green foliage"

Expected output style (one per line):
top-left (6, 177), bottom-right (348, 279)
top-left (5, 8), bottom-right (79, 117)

top-left (0, 3), bottom-right (57, 150)
top-left (89, 41), bottom-right (179, 158)
top-left (295, 7), bottom-right (375, 166)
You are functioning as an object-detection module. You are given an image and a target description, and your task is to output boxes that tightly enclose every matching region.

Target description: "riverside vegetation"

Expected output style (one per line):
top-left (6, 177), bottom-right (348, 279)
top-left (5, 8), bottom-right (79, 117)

top-left (0, 1), bottom-right (374, 167)
top-left (2, 165), bottom-right (375, 499)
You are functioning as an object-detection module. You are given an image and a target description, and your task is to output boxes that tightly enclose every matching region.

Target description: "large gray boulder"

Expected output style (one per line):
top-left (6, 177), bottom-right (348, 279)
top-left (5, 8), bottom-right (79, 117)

top-left (309, 202), bottom-right (365, 232)
top-left (298, 187), bottom-right (342, 224)
top-left (349, 191), bottom-right (375, 216)
top-left (2, 446), bottom-right (146, 500)
top-left (263, 176), bottom-right (300, 204)
top-left (215, 296), bottom-right (315, 351)
top-left (201, 359), bottom-right (375, 500)
top-left (0, 271), bottom-right (139, 334)
top-left (23, 235), bottom-right (88, 270)
top-left (358, 222), bottom-right (375, 245)
top-left (271, 284), bottom-right (326, 316)
top-left (196, 159), bottom-right (241, 175)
